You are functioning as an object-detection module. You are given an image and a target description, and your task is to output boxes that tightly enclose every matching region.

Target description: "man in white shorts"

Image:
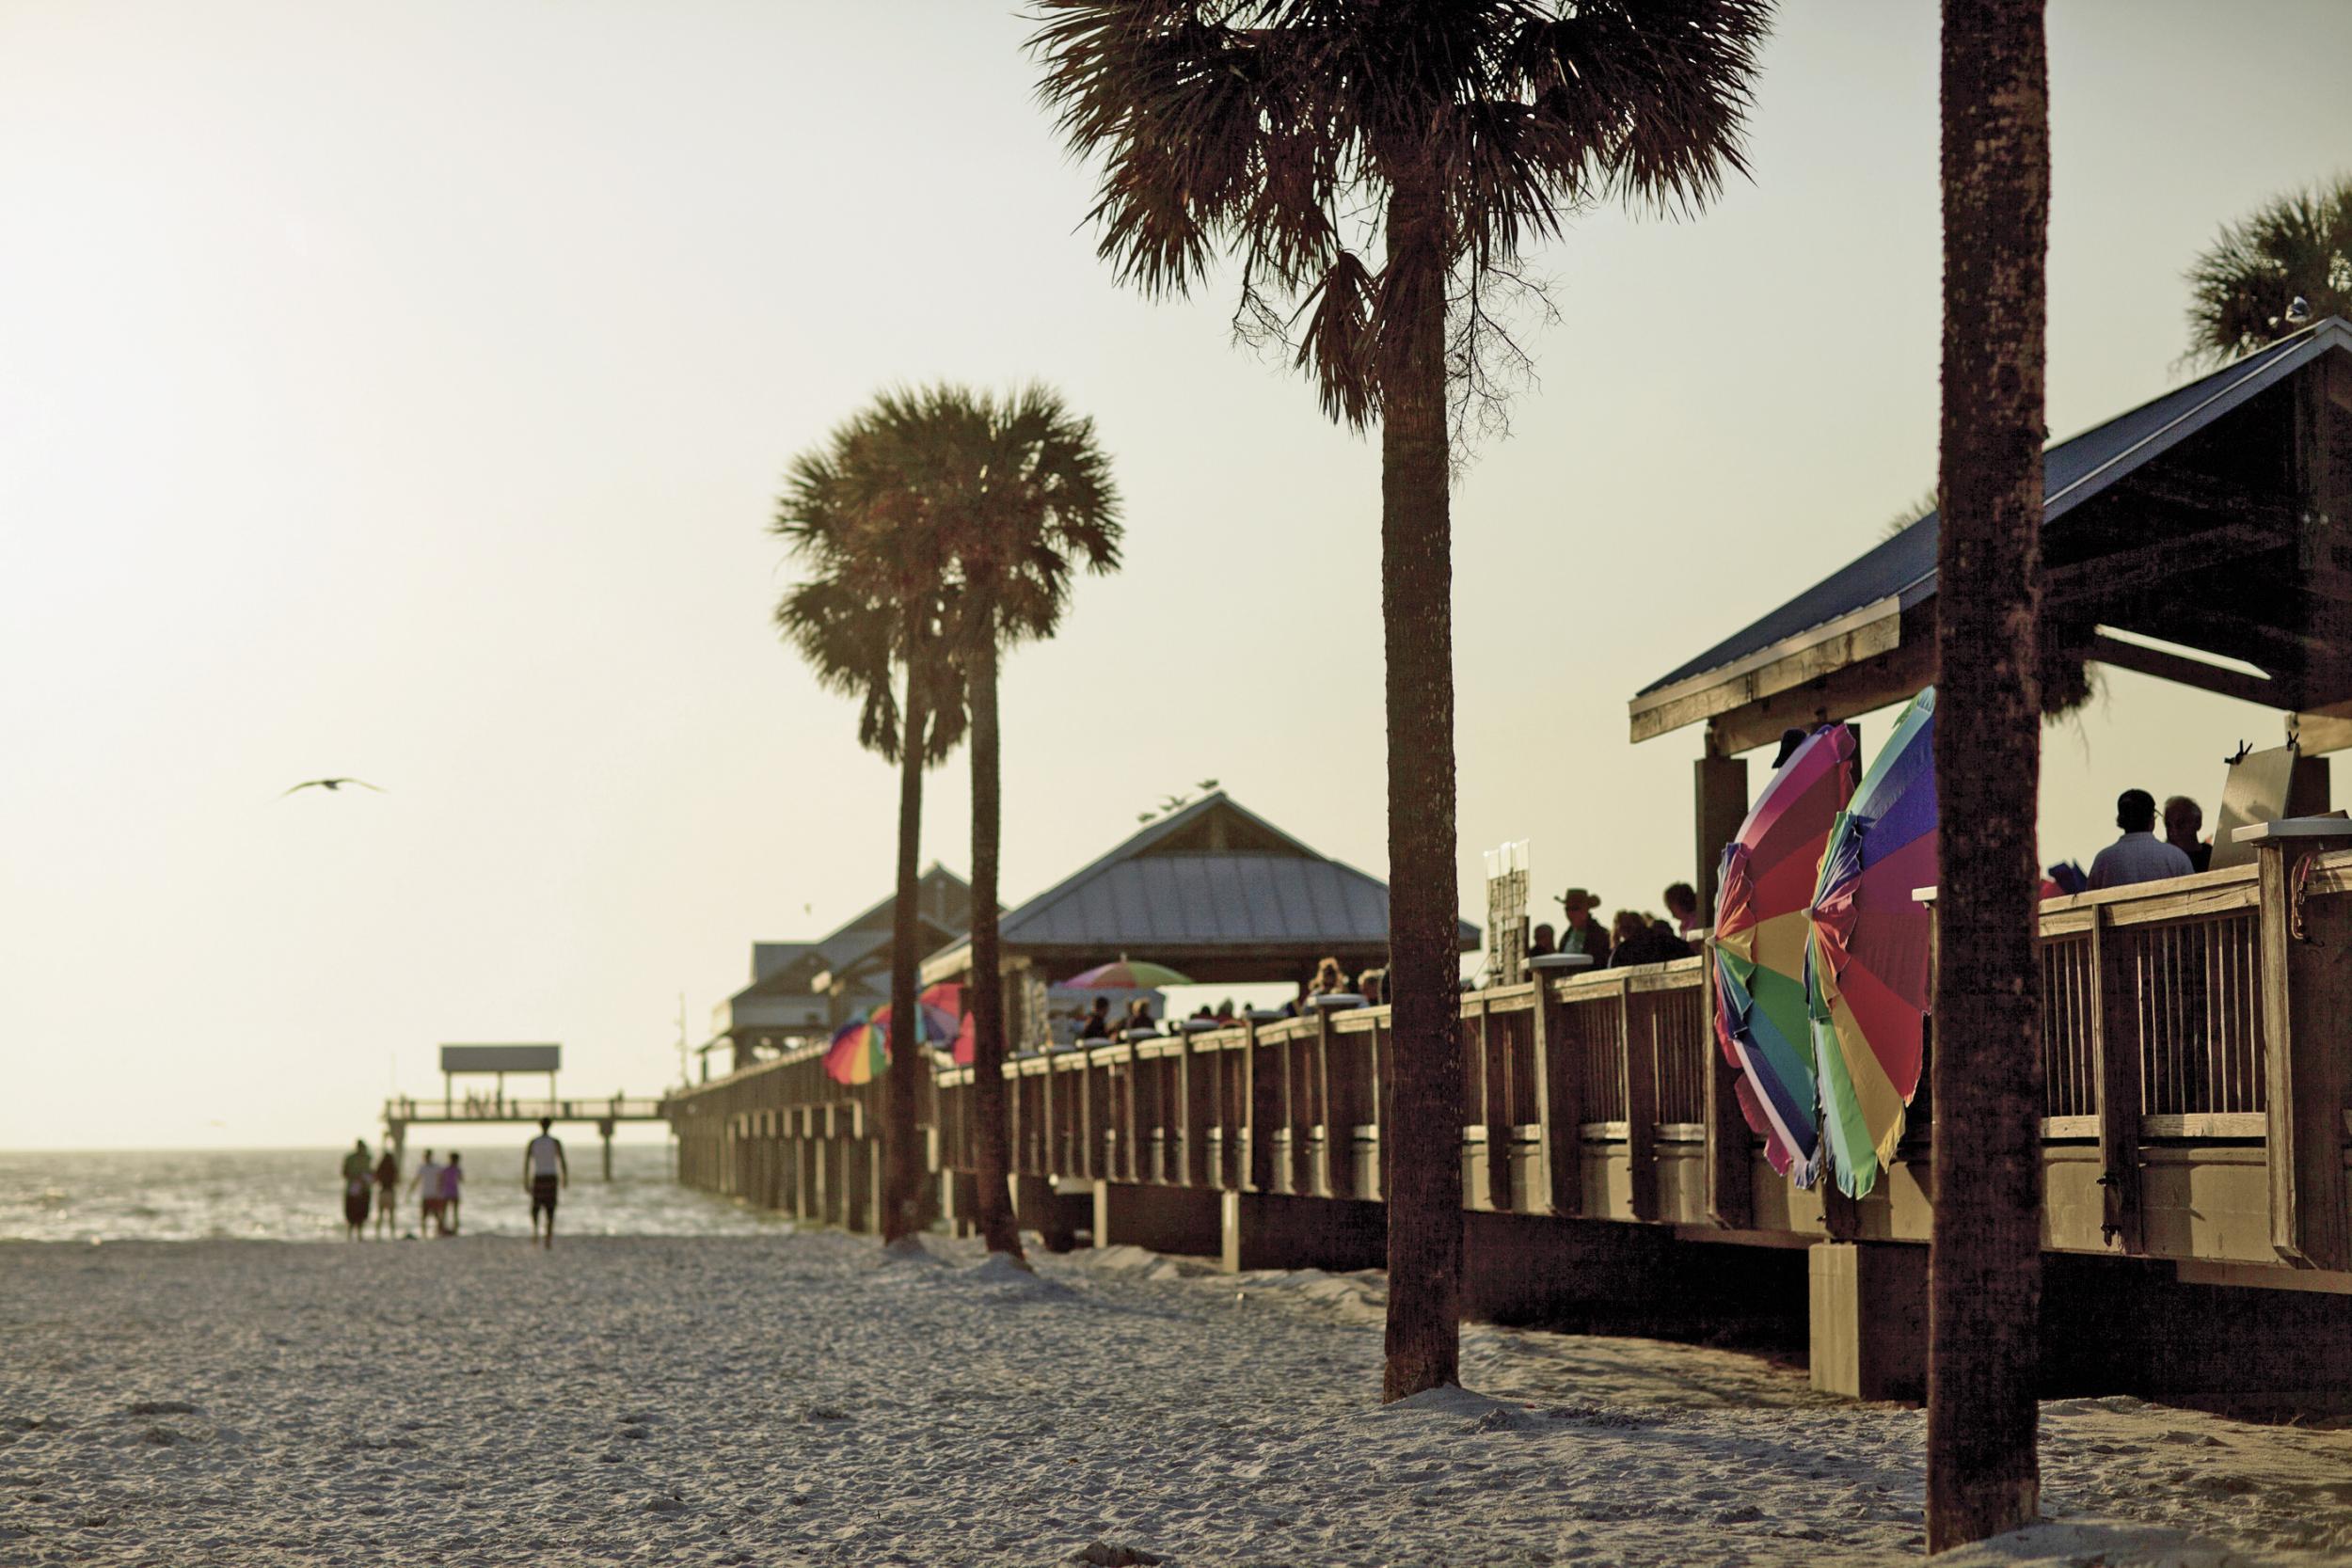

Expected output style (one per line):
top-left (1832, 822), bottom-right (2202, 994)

top-left (522, 1118), bottom-right (568, 1250)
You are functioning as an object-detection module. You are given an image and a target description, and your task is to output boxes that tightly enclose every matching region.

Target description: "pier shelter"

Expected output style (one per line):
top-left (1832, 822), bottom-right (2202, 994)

top-left (666, 328), bottom-right (2352, 1408)
top-left (920, 791), bottom-right (1480, 1048)
top-left (1633, 317), bottom-right (2352, 904)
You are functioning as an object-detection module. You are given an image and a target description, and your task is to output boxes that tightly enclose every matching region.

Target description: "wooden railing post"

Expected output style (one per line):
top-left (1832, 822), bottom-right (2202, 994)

top-left (1245, 1016), bottom-right (1278, 1193)
top-left (1313, 1006), bottom-right (1338, 1197)
top-left (1179, 1029), bottom-right (1208, 1186)
top-left (1621, 984), bottom-right (1659, 1221)
top-left (1286, 1025), bottom-right (1314, 1195)
top-left (1533, 976), bottom-right (1582, 1216)
top-left (2090, 907), bottom-right (2143, 1251)
top-left (1480, 996), bottom-right (1512, 1212)
top-left (1698, 941), bottom-right (1752, 1228)
top-left (2249, 825), bottom-right (2352, 1271)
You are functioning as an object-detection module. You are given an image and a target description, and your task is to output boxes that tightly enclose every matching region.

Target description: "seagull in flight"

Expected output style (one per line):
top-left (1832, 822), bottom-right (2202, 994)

top-left (1196, 779), bottom-right (1219, 792)
top-left (279, 777), bottom-right (385, 798)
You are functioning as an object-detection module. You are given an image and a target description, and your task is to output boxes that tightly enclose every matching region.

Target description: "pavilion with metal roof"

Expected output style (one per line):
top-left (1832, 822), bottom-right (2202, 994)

top-left (1633, 317), bottom-right (2352, 899)
top-left (921, 792), bottom-right (1478, 1045)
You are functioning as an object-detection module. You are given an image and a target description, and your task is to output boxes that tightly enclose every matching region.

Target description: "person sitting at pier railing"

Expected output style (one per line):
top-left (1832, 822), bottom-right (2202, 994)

top-left (1120, 998), bottom-right (1159, 1039)
top-left (1309, 955), bottom-right (1353, 999)
top-left (2089, 789), bottom-right (2195, 889)
top-left (1554, 890), bottom-right (1612, 964)
top-left (2164, 793), bottom-right (2214, 874)
top-left (1078, 996), bottom-right (1112, 1040)
top-left (1528, 923), bottom-right (1558, 959)
top-left (1663, 881), bottom-right (1704, 938)
top-left (1608, 909), bottom-right (1692, 968)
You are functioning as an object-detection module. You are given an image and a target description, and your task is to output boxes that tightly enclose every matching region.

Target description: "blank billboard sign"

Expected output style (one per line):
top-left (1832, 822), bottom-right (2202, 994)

top-left (439, 1044), bottom-right (562, 1073)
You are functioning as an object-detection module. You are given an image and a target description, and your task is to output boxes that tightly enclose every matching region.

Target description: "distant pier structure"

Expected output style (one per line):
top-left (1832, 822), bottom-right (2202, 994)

top-left (381, 1044), bottom-right (664, 1180)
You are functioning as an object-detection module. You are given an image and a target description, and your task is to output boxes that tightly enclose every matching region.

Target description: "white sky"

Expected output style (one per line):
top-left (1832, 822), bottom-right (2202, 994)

top-left (5, 3), bottom-right (2345, 1148)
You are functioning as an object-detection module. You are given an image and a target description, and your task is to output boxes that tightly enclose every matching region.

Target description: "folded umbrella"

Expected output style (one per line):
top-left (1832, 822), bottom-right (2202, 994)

top-left (1713, 723), bottom-right (1859, 1186)
top-left (1808, 688), bottom-right (1937, 1197)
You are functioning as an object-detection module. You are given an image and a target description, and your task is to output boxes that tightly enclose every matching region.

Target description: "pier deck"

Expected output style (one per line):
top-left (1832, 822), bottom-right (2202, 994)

top-left (382, 1095), bottom-right (666, 1180)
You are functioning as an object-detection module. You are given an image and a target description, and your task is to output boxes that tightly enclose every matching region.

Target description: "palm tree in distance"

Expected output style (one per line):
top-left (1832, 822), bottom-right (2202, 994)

top-left (1930, 0), bottom-right (2049, 1548)
top-left (1030, 0), bottom-right (1771, 1401)
top-left (931, 385), bottom-right (1123, 1264)
top-left (2185, 176), bottom-right (2352, 366)
top-left (775, 400), bottom-right (970, 1246)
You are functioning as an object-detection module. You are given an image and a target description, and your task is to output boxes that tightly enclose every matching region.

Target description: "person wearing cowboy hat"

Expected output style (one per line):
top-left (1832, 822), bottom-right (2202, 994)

top-left (1555, 888), bottom-right (1612, 964)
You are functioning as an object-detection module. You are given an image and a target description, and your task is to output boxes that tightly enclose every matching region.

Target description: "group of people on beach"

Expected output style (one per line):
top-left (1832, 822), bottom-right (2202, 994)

top-left (337, 1118), bottom-right (571, 1247)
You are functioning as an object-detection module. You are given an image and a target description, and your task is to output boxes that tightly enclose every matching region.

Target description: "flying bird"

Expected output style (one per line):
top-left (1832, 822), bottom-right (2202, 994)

top-left (1197, 779), bottom-right (1219, 791)
top-left (1158, 794), bottom-right (1187, 812)
top-left (1136, 812), bottom-right (1157, 824)
top-left (279, 778), bottom-right (385, 797)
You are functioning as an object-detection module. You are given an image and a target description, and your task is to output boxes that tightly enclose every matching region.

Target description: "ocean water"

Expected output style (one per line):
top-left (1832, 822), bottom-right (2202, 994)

top-left (0, 1144), bottom-right (783, 1243)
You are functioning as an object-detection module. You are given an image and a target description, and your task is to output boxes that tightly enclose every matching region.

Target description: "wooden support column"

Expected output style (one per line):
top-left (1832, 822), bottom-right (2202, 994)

top-left (1533, 977), bottom-right (1582, 1216)
top-left (1246, 1018), bottom-right (1279, 1193)
top-left (2090, 907), bottom-right (2143, 1252)
top-left (1695, 743), bottom-right (1752, 915)
top-left (2251, 825), bottom-right (2352, 1271)
top-left (1698, 940), bottom-right (1753, 1228)
top-left (1621, 986), bottom-right (1660, 1221)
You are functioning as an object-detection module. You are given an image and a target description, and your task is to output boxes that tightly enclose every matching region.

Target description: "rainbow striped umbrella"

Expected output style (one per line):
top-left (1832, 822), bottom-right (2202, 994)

top-left (823, 1015), bottom-right (888, 1085)
top-left (1059, 958), bottom-right (1193, 989)
top-left (1808, 688), bottom-right (1937, 1197)
top-left (876, 984), bottom-right (974, 1066)
top-left (1712, 724), bottom-right (1858, 1186)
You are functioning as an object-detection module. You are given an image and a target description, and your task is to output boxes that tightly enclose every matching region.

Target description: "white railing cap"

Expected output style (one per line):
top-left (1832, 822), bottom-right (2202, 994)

top-left (1530, 952), bottom-right (1596, 971)
top-left (1309, 991), bottom-right (1366, 1010)
top-left (2231, 816), bottom-right (2352, 844)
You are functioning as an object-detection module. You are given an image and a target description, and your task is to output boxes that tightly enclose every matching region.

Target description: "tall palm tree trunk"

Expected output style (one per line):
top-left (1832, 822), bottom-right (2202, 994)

top-left (966, 631), bottom-right (1024, 1258)
top-left (1378, 163), bottom-right (1464, 1402)
top-left (883, 618), bottom-right (930, 1245)
top-left (1928, 0), bottom-right (2049, 1547)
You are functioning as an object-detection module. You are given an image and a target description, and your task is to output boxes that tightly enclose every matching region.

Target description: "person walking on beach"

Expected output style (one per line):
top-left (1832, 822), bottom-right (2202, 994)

top-left (340, 1139), bottom-right (372, 1241)
top-left (410, 1148), bottom-right (446, 1237)
top-left (371, 1147), bottom-right (400, 1239)
top-left (440, 1151), bottom-right (465, 1235)
top-left (523, 1118), bottom-right (567, 1250)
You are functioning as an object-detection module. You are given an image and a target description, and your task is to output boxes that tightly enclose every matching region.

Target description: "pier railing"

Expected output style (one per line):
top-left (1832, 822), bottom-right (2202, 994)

top-left (667, 835), bottom-right (2352, 1275)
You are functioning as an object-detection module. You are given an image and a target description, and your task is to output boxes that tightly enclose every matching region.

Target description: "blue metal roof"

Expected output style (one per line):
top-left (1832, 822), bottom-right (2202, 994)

top-left (1637, 321), bottom-right (2351, 700)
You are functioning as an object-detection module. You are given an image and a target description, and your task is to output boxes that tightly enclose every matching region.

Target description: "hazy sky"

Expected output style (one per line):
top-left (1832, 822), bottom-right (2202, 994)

top-left (6, 3), bottom-right (2346, 1149)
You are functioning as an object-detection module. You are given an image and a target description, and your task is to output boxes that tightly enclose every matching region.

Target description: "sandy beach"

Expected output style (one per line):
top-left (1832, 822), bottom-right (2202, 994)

top-left (4, 1230), bottom-right (2348, 1568)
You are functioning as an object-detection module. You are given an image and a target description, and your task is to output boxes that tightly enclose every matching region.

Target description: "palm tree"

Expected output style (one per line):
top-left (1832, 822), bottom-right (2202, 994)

top-left (931, 385), bottom-right (1123, 1263)
top-left (775, 398), bottom-right (969, 1245)
top-left (1031, 0), bottom-right (1770, 1401)
top-left (2186, 176), bottom-right (2352, 365)
top-left (1929, 0), bottom-right (2049, 1548)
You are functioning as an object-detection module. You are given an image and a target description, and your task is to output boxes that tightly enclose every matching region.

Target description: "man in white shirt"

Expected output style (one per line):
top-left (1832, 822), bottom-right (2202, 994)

top-left (522, 1119), bottom-right (568, 1250)
top-left (2088, 789), bottom-right (2196, 890)
top-left (407, 1149), bottom-right (446, 1238)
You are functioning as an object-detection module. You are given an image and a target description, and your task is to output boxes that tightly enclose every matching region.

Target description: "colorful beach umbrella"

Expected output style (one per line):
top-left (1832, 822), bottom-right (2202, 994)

top-left (823, 1015), bottom-right (889, 1085)
top-left (1712, 724), bottom-right (1859, 1186)
top-left (875, 983), bottom-right (974, 1065)
top-left (1807, 688), bottom-right (1937, 1197)
top-left (1060, 958), bottom-right (1193, 989)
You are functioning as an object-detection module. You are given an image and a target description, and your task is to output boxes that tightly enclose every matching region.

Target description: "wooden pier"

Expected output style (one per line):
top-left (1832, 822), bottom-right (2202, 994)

top-left (664, 827), bottom-right (2352, 1403)
top-left (381, 1094), bottom-right (666, 1181)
